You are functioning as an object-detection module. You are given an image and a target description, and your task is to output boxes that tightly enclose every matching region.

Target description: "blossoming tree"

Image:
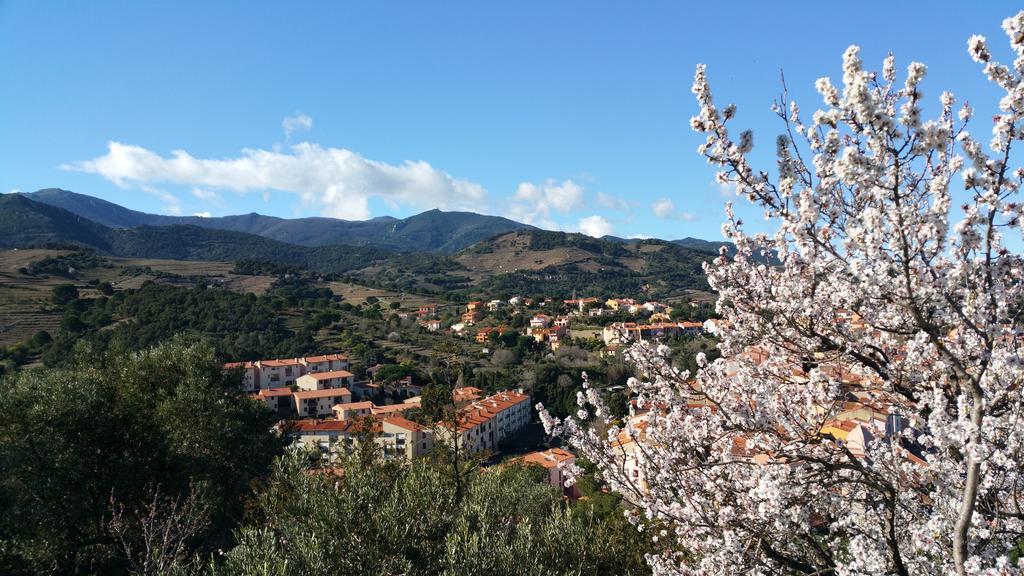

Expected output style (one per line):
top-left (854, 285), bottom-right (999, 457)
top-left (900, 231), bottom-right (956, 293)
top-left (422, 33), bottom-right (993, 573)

top-left (540, 12), bottom-right (1024, 576)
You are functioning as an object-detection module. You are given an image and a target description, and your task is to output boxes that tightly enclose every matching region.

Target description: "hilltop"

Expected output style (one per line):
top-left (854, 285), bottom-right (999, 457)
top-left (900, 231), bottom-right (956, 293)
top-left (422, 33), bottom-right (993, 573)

top-left (25, 188), bottom-right (534, 252)
top-left (0, 192), bottom-right (718, 298)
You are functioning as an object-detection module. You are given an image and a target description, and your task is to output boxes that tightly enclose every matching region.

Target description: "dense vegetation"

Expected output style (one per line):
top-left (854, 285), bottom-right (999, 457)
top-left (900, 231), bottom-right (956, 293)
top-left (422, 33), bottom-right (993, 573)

top-left (216, 451), bottom-right (651, 575)
top-left (0, 339), bottom-right (653, 575)
top-left (0, 340), bottom-right (284, 575)
top-left (33, 281), bottom-right (314, 367)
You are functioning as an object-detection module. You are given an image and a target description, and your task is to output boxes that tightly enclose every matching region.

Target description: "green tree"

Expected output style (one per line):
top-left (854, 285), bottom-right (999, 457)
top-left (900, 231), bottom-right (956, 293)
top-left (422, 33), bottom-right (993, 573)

top-left (51, 283), bottom-right (79, 305)
top-left (0, 338), bottom-right (284, 575)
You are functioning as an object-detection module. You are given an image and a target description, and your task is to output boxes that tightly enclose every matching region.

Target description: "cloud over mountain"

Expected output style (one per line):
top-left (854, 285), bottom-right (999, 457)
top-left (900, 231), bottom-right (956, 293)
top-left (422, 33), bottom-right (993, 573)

top-left (64, 141), bottom-right (488, 220)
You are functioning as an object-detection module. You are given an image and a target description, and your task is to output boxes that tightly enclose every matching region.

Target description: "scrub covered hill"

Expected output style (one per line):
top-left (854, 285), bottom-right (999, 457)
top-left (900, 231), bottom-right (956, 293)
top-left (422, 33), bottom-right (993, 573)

top-left (25, 188), bottom-right (534, 252)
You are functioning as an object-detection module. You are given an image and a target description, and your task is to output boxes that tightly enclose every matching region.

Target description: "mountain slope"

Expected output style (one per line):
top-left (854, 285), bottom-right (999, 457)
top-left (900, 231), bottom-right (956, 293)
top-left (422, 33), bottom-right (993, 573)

top-left (25, 189), bottom-right (532, 252)
top-left (0, 195), bottom-right (401, 274)
top-left (671, 237), bottom-right (733, 255)
top-left (454, 229), bottom-right (714, 298)
top-left (0, 194), bottom-right (114, 251)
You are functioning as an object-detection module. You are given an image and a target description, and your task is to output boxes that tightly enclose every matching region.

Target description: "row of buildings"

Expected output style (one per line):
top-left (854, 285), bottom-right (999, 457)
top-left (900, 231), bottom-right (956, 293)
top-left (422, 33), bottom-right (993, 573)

top-left (285, 387), bottom-right (533, 461)
top-left (225, 353), bottom-right (351, 391)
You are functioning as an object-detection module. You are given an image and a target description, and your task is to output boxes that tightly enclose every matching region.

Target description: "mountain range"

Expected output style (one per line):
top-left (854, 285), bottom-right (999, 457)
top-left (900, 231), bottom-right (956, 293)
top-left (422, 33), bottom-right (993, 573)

top-left (24, 188), bottom-right (535, 253)
top-left (20, 189), bottom-right (730, 255)
top-left (0, 189), bottom-right (730, 297)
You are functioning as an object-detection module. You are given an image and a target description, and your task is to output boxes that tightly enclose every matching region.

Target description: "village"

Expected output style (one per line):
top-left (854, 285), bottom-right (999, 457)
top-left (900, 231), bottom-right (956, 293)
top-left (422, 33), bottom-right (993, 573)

top-left (219, 293), bottom-right (710, 496)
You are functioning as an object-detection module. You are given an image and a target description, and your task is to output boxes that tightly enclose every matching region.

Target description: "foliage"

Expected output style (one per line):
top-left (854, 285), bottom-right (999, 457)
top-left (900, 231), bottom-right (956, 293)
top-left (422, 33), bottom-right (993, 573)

top-left (212, 452), bottom-right (651, 576)
top-left (0, 339), bottom-right (284, 575)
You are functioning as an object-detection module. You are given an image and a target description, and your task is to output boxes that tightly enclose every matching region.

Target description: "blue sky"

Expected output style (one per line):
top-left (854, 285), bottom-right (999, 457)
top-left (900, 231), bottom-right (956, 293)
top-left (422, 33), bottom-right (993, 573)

top-left (0, 1), bottom-right (1019, 241)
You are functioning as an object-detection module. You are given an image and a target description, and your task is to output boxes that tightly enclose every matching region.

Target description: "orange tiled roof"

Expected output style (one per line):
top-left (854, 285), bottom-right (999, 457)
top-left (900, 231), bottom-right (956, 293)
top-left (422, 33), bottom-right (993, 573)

top-left (383, 415), bottom-right (424, 432)
top-left (521, 447), bottom-right (575, 469)
top-left (258, 387), bottom-right (293, 397)
top-left (303, 353), bottom-right (349, 363)
top-left (303, 370), bottom-right (355, 380)
top-left (332, 401), bottom-right (373, 411)
top-left (293, 388), bottom-right (352, 400)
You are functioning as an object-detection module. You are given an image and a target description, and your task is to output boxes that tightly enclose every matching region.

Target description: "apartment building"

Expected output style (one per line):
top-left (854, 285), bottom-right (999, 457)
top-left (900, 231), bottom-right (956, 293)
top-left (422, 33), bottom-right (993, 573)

top-left (224, 353), bottom-right (351, 391)
top-left (296, 369), bottom-right (355, 391)
top-left (601, 321), bottom-right (704, 345)
top-left (332, 401), bottom-right (374, 421)
top-left (293, 387), bottom-right (353, 418)
top-left (288, 415), bottom-right (433, 462)
top-left (437, 390), bottom-right (531, 454)
top-left (518, 447), bottom-right (577, 497)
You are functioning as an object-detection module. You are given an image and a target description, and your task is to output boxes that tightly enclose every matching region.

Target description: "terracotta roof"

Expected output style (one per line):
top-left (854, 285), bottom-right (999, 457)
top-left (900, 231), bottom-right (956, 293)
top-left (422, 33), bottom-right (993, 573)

top-left (302, 370), bottom-right (354, 380)
top-left (293, 388), bottom-right (352, 400)
top-left (260, 358), bottom-right (302, 367)
top-left (224, 361), bottom-right (255, 369)
top-left (521, 447), bottom-right (575, 469)
top-left (303, 353), bottom-right (349, 363)
top-left (383, 415), bottom-right (424, 432)
top-left (448, 390), bottom-right (530, 432)
top-left (333, 401), bottom-right (374, 411)
top-left (258, 387), bottom-right (293, 397)
top-left (290, 418), bottom-right (380, 433)
top-left (371, 403), bottom-right (414, 415)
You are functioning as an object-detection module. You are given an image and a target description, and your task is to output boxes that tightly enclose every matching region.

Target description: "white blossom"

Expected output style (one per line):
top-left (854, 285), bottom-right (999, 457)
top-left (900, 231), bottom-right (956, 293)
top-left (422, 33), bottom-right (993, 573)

top-left (541, 11), bottom-right (1024, 576)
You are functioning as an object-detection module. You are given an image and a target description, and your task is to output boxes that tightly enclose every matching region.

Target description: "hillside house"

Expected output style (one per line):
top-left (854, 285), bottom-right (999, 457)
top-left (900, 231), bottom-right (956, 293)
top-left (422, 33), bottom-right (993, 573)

top-left (518, 448), bottom-right (578, 497)
top-left (602, 321), bottom-right (705, 346)
top-left (462, 310), bottom-right (484, 325)
top-left (332, 401), bottom-right (374, 421)
top-left (436, 390), bottom-right (531, 454)
top-left (419, 319), bottom-right (442, 332)
top-left (528, 314), bottom-right (551, 331)
top-left (256, 387), bottom-right (295, 416)
top-left (475, 325), bottom-right (510, 343)
top-left (224, 353), bottom-right (350, 391)
top-left (293, 388), bottom-right (353, 418)
top-left (296, 370), bottom-right (355, 391)
top-left (288, 415), bottom-right (433, 462)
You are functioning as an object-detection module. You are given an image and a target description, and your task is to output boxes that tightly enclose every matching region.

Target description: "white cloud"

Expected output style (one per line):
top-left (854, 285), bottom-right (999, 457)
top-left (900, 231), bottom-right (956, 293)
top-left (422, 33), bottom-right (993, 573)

top-left (596, 191), bottom-right (632, 211)
top-left (714, 180), bottom-right (737, 197)
top-left (191, 187), bottom-right (219, 201)
top-left (282, 113), bottom-right (313, 140)
top-left (652, 198), bottom-right (676, 218)
top-left (193, 211), bottom-right (212, 218)
top-left (652, 197), bottom-right (697, 221)
top-left (64, 141), bottom-right (488, 220)
top-left (628, 233), bottom-right (651, 239)
top-left (4, 188), bottom-right (22, 194)
top-left (577, 215), bottom-right (614, 238)
top-left (506, 179), bottom-right (584, 229)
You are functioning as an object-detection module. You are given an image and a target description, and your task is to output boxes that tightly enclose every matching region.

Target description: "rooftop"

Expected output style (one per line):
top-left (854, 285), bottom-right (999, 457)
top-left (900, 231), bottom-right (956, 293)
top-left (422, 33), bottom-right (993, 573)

top-left (302, 369), bottom-right (355, 380)
top-left (293, 387), bottom-right (352, 400)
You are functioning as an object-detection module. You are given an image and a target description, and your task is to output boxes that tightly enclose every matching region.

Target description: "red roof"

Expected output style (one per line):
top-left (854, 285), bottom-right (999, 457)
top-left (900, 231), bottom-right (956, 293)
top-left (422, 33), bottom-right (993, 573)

top-left (302, 370), bottom-right (354, 380)
top-left (258, 387), bottom-right (293, 397)
top-left (293, 388), bottom-right (352, 400)
top-left (303, 353), bottom-right (349, 363)
top-left (260, 358), bottom-right (302, 367)
top-left (521, 447), bottom-right (575, 469)
top-left (383, 415), bottom-right (424, 432)
top-left (290, 418), bottom-right (381, 433)
top-left (333, 401), bottom-right (374, 411)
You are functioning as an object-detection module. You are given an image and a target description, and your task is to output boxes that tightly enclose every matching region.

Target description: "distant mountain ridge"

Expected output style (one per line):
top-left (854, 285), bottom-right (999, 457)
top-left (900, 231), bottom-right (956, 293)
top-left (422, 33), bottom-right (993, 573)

top-left (0, 193), bottom-right (724, 298)
top-left (24, 189), bottom-right (535, 253)
top-left (0, 194), bottom-right (400, 273)
top-left (22, 189), bottom-right (732, 256)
